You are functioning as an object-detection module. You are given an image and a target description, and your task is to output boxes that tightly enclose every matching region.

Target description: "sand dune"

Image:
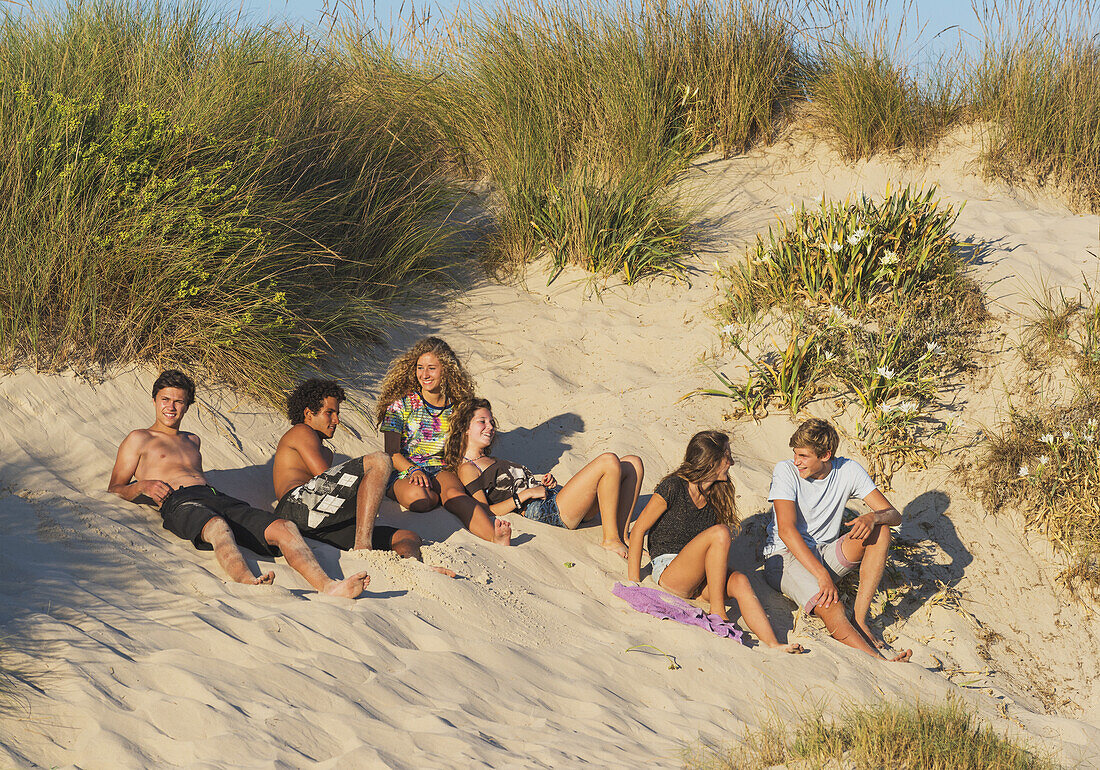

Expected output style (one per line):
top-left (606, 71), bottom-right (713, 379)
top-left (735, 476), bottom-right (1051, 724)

top-left (1, 129), bottom-right (1098, 768)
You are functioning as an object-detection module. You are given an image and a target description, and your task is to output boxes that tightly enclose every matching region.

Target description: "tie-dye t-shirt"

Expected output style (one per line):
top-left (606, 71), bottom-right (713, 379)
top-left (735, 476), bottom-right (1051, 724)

top-left (380, 392), bottom-right (452, 476)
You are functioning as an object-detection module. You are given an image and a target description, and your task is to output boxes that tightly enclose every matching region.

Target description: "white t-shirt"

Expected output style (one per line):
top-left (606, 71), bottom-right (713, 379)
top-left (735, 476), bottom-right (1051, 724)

top-left (763, 457), bottom-right (877, 557)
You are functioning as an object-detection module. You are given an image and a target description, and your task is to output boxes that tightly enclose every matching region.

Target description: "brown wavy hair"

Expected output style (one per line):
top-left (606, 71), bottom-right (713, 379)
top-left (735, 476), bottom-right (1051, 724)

top-left (374, 337), bottom-right (476, 426)
top-left (442, 398), bottom-right (495, 470)
top-left (664, 430), bottom-right (738, 529)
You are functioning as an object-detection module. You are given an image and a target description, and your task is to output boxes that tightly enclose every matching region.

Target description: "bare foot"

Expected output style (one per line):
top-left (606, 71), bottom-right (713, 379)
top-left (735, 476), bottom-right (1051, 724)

top-left (768, 642), bottom-right (804, 654)
top-left (600, 540), bottom-right (629, 559)
top-left (247, 571), bottom-right (276, 585)
top-left (888, 648), bottom-right (913, 662)
top-left (429, 565), bottom-right (458, 577)
top-left (494, 518), bottom-right (512, 546)
top-left (322, 571), bottom-right (370, 599)
top-left (856, 620), bottom-right (887, 649)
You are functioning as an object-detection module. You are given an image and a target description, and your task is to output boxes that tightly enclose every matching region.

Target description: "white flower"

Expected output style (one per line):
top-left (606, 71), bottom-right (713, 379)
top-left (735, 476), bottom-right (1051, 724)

top-left (822, 350), bottom-right (836, 361)
top-left (1019, 465), bottom-right (1029, 477)
top-left (786, 204), bottom-right (797, 216)
top-left (900, 401), bottom-right (918, 414)
top-left (847, 228), bottom-right (868, 245)
top-left (1038, 455), bottom-right (1049, 465)
top-left (831, 242), bottom-right (844, 253)
top-left (721, 323), bottom-right (737, 336)
top-left (815, 240), bottom-right (829, 251)
top-left (876, 366), bottom-right (896, 379)
top-left (829, 305), bottom-right (852, 324)
top-left (1040, 434), bottom-right (1055, 444)
top-left (880, 403), bottom-right (897, 413)
top-left (1086, 434), bottom-right (1095, 443)
top-left (1089, 419), bottom-right (1098, 429)
top-left (881, 249), bottom-right (898, 266)
top-left (1063, 430), bottom-right (1072, 440)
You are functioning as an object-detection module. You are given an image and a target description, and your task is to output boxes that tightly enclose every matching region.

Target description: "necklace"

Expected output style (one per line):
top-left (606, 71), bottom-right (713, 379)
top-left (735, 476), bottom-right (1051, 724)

top-left (464, 454), bottom-right (486, 464)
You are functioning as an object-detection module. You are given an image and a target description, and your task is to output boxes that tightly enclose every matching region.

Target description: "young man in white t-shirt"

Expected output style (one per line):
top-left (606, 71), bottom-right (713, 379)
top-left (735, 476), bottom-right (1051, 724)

top-left (763, 418), bottom-right (912, 662)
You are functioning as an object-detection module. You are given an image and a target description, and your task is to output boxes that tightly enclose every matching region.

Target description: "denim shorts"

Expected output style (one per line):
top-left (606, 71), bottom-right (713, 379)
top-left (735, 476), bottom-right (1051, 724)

top-left (523, 487), bottom-right (565, 528)
top-left (649, 552), bottom-right (677, 585)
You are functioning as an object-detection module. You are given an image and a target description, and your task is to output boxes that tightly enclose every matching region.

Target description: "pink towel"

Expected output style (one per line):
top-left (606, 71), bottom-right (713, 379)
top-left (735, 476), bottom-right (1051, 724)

top-left (613, 582), bottom-right (745, 643)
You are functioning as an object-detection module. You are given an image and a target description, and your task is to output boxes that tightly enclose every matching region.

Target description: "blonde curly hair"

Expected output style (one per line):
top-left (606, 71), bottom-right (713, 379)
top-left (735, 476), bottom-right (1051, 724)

top-left (374, 337), bottom-right (476, 426)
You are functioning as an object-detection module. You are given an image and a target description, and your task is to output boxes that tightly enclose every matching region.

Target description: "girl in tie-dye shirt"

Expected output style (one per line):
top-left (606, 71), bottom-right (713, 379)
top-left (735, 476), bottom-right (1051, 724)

top-left (375, 337), bottom-right (513, 545)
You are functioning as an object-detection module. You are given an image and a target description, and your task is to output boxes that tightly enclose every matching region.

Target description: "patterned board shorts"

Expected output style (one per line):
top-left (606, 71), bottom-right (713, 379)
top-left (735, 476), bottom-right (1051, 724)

top-left (275, 456), bottom-right (365, 532)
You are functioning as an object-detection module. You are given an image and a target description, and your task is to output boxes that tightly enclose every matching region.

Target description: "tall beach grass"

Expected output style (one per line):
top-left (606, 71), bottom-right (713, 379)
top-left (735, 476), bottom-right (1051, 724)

top-left (973, 3), bottom-right (1100, 209)
top-left (346, 0), bottom-right (803, 280)
top-left (0, 1), bottom-right (453, 403)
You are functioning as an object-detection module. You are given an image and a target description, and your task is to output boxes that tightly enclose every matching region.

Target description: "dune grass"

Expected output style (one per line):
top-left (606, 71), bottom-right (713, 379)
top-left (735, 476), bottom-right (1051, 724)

top-left (0, 1), bottom-right (453, 404)
top-left (975, 286), bottom-right (1100, 602)
top-left (688, 699), bottom-right (1056, 769)
top-left (347, 0), bottom-right (802, 281)
top-left (808, 39), bottom-right (964, 160)
top-left (973, 5), bottom-right (1100, 211)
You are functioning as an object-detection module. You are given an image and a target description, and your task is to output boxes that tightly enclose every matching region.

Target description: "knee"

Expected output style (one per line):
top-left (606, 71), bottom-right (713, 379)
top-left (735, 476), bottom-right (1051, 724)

top-left (728, 570), bottom-right (750, 593)
top-left (598, 452), bottom-right (620, 471)
top-left (268, 518), bottom-right (300, 544)
top-left (391, 529), bottom-right (423, 554)
top-left (201, 515), bottom-right (231, 542)
top-left (364, 452), bottom-right (392, 475)
top-left (405, 492), bottom-right (437, 513)
top-left (708, 524), bottom-right (732, 547)
top-left (622, 455), bottom-right (643, 479)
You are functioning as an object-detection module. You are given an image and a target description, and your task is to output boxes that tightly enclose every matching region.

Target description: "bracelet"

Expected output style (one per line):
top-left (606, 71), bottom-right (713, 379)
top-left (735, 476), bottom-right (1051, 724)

top-left (512, 491), bottom-right (523, 511)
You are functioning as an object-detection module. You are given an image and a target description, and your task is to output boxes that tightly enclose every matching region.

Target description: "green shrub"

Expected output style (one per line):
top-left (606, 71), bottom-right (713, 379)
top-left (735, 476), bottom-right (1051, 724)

top-left (0, 1), bottom-right (452, 402)
top-left (708, 187), bottom-right (987, 484)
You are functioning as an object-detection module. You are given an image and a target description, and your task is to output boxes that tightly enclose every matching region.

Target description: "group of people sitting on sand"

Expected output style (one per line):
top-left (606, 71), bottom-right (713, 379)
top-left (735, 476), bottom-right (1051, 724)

top-left (108, 336), bottom-right (911, 662)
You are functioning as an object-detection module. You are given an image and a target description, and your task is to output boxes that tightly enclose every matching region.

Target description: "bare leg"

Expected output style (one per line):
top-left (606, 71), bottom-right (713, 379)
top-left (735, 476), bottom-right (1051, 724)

top-left (390, 476), bottom-right (440, 512)
top-left (726, 571), bottom-right (801, 653)
top-left (553, 453), bottom-right (629, 557)
top-left (201, 517), bottom-right (275, 585)
top-left (264, 519), bottom-right (369, 598)
top-left (437, 470), bottom-right (511, 545)
top-left (814, 602), bottom-right (911, 661)
top-left (656, 525), bottom-right (733, 618)
top-left (391, 528), bottom-right (456, 577)
top-left (352, 452), bottom-right (392, 550)
top-left (843, 526), bottom-right (891, 648)
top-left (618, 455), bottom-right (644, 544)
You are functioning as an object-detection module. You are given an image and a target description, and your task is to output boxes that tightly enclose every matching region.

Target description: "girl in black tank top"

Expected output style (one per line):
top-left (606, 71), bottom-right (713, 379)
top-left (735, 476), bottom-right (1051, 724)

top-left (443, 399), bottom-right (645, 558)
top-left (626, 431), bottom-right (803, 653)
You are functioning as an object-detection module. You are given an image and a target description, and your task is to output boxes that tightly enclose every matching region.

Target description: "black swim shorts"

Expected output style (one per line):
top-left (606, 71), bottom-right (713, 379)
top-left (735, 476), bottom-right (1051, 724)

top-left (159, 485), bottom-right (281, 557)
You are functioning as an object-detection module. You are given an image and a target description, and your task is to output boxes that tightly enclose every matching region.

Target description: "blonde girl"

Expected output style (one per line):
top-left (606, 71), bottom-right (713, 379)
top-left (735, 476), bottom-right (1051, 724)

top-left (444, 399), bottom-right (643, 558)
top-left (627, 431), bottom-right (802, 653)
top-left (376, 337), bottom-right (510, 545)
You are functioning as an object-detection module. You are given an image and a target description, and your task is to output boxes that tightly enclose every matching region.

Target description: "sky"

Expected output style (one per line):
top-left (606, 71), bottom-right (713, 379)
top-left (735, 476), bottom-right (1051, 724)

top-left (11, 0), bottom-right (1099, 69)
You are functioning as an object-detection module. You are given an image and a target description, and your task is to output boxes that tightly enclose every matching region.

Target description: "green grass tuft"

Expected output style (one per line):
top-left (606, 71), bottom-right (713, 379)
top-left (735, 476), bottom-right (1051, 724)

top-left (689, 698), bottom-right (1057, 770)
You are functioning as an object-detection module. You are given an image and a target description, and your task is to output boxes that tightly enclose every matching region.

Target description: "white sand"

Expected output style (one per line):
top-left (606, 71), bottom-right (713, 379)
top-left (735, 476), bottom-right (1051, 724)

top-left (1, 128), bottom-right (1098, 768)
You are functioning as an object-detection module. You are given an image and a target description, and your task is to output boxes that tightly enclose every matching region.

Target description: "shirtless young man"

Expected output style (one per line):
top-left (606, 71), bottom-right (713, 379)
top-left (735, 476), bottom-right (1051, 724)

top-left (763, 418), bottom-right (913, 662)
top-left (108, 370), bottom-right (369, 599)
top-left (273, 379), bottom-right (453, 576)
